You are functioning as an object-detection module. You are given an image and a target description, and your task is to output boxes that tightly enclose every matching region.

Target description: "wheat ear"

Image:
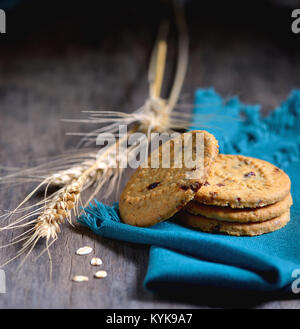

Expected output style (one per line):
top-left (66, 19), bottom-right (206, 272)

top-left (0, 2), bottom-right (190, 269)
top-left (0, 127), bottom-right (136, 269)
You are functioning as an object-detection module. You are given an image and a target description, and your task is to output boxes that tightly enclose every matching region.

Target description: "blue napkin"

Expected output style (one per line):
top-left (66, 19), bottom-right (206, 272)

top-left (80, 88), bottom-right (300, 296)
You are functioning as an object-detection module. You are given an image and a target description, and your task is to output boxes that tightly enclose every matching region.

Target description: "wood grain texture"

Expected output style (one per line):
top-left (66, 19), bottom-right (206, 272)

top-left (0, 1), bottom-right (300, 308)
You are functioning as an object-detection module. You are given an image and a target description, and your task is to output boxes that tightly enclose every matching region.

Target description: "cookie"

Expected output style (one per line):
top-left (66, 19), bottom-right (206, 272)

top-left (194, 154), bottom-right (291, 208)
top-left (119, 130), bottom-right (219, 227)
top-left (186, 193), bottom-right (293, 223)
top-left (177, 210), bottom-right (290, 236)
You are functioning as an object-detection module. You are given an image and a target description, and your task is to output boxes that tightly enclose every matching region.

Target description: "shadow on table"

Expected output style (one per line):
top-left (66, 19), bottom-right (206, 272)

top-left (144, 283), bottom-right (298, 309)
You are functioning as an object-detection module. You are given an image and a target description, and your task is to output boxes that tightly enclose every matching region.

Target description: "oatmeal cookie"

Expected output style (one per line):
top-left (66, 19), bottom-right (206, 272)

top-left (186, 193), bottom-right (292, 223)
top-left (178, 210), bottom-right (290, 236)
top-left (194, 154), bottom-right (291, 208)
top-left (119, 130), bottom-right (219, 226)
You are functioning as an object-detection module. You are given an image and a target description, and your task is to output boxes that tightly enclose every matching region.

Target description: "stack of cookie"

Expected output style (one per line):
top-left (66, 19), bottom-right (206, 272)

top-left (119, 130), bottom-right (292, 236)
top-left (180, 154), bottom-right (292, 236)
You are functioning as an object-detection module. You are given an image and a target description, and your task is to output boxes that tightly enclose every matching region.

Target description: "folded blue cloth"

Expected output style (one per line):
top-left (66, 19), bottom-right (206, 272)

top-left (79, 88), bottom-right (300, 296)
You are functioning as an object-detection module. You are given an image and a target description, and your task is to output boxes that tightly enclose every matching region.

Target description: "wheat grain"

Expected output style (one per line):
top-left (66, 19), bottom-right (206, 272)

top-left (50, 159), bottom-right (98, 186)
top-left (35, 177), bottom-right (84, 239)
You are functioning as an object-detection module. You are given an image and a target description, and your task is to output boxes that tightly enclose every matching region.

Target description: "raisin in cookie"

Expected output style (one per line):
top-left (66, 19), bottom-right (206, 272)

top-left (119, 130), bottom-right (219, 227)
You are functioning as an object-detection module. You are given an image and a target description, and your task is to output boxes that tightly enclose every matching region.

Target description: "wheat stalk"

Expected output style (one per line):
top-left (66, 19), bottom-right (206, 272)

top-left (0, 1), bottom-right (190, 269)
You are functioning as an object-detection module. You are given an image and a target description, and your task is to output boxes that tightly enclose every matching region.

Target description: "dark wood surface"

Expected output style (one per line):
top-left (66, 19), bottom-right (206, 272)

top-left (0, 1), bottom-right (300, 308)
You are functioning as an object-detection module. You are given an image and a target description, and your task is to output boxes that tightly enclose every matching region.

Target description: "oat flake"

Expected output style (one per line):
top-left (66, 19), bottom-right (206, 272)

top-left (90, 257), bottom-right (102, 266)
top-left (94, 270), bottom-right (107, 279)
top-left (72, 275), bottom-right (89, 282)
top-left (76, 246), bottom-right (93, 255)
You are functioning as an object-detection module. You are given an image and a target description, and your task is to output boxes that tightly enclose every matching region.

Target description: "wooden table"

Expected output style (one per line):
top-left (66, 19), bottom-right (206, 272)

top-left (0, 1), bottom-right (299, 308)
